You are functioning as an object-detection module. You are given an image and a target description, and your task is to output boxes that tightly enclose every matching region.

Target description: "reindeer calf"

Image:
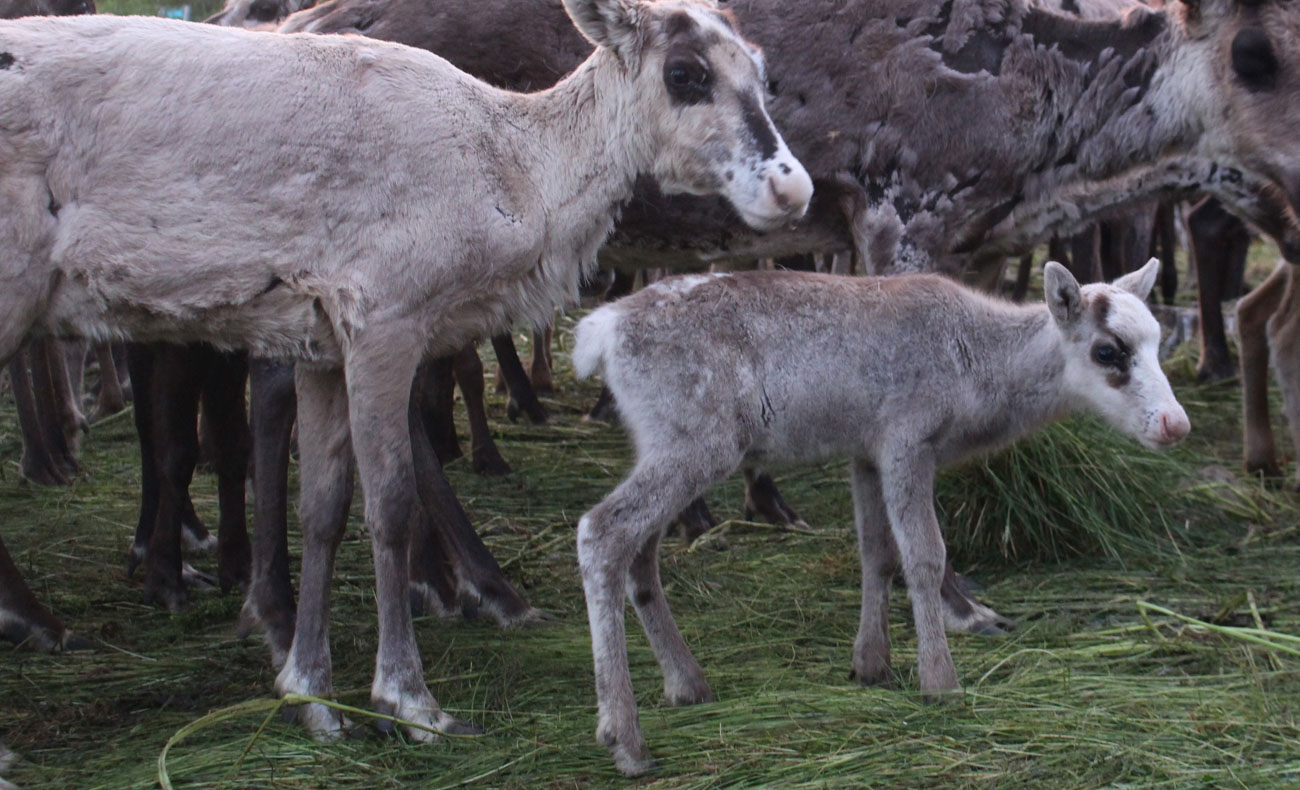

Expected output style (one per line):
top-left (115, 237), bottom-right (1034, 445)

top-left (572, 260), bottom-right (1188, 775)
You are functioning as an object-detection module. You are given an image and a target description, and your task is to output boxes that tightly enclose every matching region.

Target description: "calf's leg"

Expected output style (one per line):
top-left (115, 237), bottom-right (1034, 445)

top-left (579, 450), bottom-right (736, 777)
top-left (880, 451), bottom-right (958, 695)
top-left (849, 459), bottom-right (898, 686)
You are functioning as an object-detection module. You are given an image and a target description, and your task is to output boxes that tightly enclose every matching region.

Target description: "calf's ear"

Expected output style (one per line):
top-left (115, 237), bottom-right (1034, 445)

top-left (563, 0), bottom-right (644, 66)
top-left (1044, 261), bottom-right (1083, 327)
top-left (1112, 257), bottom-right (1159, 301)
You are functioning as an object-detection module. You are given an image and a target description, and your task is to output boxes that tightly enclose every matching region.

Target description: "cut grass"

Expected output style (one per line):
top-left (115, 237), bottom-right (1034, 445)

top-left (2, 314), bottom-right (1299, 788)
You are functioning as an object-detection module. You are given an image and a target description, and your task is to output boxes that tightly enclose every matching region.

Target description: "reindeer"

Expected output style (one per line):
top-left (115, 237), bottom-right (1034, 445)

top-left (0, 2), bottom-right (810, 738)
top-left (572, 260), bottom-right (1187, 775)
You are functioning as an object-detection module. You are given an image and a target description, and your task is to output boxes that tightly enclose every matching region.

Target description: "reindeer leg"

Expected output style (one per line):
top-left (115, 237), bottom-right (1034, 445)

top-left (742, 468), bottom-right (807, 528)
top-left (849, 458), bottom-right (897, 686)
top-left (880, 451), bottom-right (958, 697)
top-left (200, 348), bottom-right (252, 594)
top-left (90, 342), bottom-right (127, 420)
top-left (417, 354), bottom-right (464, 465)
top-left (491, 334), bottom-right (548, 425)
top-left (238, 359), bottom-right (298, 668)
top-left (1266, 267), bottom-right (1300, 490)
top-left (529, 324), bottom-right (555, 396)
top-left (9, 349), bottom-right (68, 486)
top-left (407, 368), bottom-right (538, 626)
top-left (344, 334), bottom-right (480, 741)
top-left (0, 534), bottom-right (90, 651)
top-left (140, 344), bottom-right (204, 611)
top-left (1239, 262), bottom-right (1288, 477)
top-left (275, 365), bottom-right (355, 738)
top-left (452, 346), bottom-right (511, 476)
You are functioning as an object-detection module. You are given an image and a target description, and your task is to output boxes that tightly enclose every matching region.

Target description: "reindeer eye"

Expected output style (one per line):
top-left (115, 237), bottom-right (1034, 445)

top-left (664, 59), bottom-right (712, 105)
top-left (1092, 344), bottom-right (1123, 367)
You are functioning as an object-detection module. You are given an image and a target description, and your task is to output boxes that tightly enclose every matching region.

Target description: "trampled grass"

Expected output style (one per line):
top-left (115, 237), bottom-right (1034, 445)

top-left (1, 316), bottom-right (1299, 789)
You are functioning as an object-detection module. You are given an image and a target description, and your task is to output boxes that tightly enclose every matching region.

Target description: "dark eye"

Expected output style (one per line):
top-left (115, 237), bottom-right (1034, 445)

top-left (1232, 28), bottom-right (1278, 92)
top-left (663, 59), bottom-right (712, 105)
top-left (1093, 344), bottom-right (1121, 367)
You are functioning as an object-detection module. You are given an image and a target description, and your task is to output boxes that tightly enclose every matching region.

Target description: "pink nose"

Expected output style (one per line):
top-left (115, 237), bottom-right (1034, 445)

top-left (1160, 412), bottom-right (1190, 444)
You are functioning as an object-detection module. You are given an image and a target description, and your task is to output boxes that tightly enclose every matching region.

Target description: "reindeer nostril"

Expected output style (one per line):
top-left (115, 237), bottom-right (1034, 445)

top-left (768, 179), bottom-right (789, 211)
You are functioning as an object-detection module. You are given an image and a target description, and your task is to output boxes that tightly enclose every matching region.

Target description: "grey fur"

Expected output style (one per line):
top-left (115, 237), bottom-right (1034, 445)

top-left (572, 261), bottom-right (1188, 775)
top-left (0, 3), bottom-right (810, 741)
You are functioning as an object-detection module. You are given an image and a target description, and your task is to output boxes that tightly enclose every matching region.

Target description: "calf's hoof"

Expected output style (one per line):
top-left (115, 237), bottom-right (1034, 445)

top-left (849, 660), bottom-right (894, 688)
top-left (665, 674), bottom-right (714, 707)
top-left (598, 725), bottom-right (655, 778)
top-left (921, 685), bottom-right (964, 706)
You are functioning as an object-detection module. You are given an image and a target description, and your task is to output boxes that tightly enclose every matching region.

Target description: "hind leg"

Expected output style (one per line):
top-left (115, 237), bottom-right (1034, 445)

top-left (580, 449), bottom-right (738, 777)
top-left (275, 364), bottom-right (356, 738)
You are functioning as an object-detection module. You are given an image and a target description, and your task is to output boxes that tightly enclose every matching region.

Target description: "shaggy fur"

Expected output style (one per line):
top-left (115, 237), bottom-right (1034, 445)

top-left (0, 1), bottom-right (811, 741)
top-left (572, 261), bottom-right (1188, 775)
top-left (283, 0), bottom-right (1300, 274)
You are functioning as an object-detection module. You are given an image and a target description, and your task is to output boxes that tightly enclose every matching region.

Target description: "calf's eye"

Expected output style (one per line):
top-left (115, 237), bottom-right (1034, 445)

top-left (1092, 344), bottom-right (1120, 367)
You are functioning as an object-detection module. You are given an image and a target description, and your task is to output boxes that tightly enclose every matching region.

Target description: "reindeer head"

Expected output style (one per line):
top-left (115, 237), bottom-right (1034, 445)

top-left (1179, 0), bottom-right (1300, 218)
top-left (206, 0), bottom-right (312, 28)
top-left (563, 0), bottom-right (812, 231)
top-left (1046, 258), bottom-right (1190, 450)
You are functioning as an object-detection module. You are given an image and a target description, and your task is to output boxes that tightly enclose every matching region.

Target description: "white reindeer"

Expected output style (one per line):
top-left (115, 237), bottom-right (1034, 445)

top-left (0, 1), bottom-right (811, 740)
top-left (573, 259), bottom-right (1188, 775)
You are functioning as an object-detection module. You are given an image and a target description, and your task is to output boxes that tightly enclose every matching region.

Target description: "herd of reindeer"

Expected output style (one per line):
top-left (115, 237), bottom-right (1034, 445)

top-left (0, 0), bottom-right (1298, 777)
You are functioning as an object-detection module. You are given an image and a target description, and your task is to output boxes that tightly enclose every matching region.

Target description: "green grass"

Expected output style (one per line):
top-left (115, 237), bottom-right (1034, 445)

top-left (95, 0), bottom-right (225, 21)
top-left (2, 306), bottom-right (1300, 788)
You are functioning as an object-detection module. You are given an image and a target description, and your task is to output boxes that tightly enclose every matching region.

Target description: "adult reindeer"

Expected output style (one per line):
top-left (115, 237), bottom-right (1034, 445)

top-left (0, 2), bottom-right (810, 740)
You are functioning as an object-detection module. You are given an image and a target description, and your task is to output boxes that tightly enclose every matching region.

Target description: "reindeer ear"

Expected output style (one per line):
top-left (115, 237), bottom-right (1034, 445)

top-left (563, 0), bottom-right (644, 65)
top-left (1044, 261), bottom-right (1083, 326)
top-left (1112, 257), bottom-right (1159, 300)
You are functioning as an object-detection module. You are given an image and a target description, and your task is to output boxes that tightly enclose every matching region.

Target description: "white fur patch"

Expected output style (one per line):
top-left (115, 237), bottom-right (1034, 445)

top-left (572, 307), bottom-right (621, 380)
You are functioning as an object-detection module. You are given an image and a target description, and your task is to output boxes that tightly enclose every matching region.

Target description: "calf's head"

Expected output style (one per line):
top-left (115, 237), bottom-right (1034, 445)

top-left (563, 0), bottom-right (812, 231)
top-left (1046, 258), bottom-right (1190, 450)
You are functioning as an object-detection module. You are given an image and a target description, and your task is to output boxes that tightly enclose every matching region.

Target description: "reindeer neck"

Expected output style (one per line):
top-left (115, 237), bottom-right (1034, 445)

top-left (962, 303), bottom-right (1075, 450)
top-left (515, 49), bottom-right (658, 272)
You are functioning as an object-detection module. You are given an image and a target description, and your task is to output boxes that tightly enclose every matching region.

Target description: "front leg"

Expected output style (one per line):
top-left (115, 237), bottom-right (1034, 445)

top-left (848, 458), bottom-right (898, 687)
top-left (345, 336), bottom-right (478, 741)
top-left (879, 449), bottom-right (959, 696)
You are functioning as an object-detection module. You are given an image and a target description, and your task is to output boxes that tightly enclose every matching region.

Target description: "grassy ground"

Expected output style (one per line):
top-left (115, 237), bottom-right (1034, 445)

top-left (2, 275), bottom-right (1300, 787)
